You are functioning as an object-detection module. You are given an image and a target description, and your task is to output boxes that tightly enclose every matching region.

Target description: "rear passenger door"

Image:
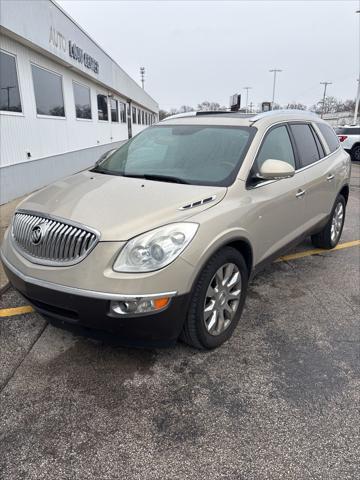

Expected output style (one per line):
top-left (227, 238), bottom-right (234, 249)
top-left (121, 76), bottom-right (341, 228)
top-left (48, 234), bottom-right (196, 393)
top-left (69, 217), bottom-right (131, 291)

top-left (289, 123), bottom-right (335, 232)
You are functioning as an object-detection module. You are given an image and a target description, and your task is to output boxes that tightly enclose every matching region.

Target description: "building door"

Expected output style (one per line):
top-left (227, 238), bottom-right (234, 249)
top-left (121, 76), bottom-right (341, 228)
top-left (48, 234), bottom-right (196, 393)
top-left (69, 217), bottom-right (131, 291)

top-left (127, 101), bottom-right (132, 139)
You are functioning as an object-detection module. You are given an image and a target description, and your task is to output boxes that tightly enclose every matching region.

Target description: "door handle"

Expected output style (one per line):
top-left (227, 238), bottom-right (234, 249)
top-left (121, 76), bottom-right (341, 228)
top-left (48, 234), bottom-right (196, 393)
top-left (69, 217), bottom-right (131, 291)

top-left (327, 173), bottom-right (335, 182)
top-left (296, 189), bottom-right (306, 198)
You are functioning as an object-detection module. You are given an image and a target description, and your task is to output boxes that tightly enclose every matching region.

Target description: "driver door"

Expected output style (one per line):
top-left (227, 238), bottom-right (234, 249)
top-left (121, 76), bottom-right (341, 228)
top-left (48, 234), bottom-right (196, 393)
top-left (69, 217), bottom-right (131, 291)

top-left (245, 124), bottom-right (307, 265)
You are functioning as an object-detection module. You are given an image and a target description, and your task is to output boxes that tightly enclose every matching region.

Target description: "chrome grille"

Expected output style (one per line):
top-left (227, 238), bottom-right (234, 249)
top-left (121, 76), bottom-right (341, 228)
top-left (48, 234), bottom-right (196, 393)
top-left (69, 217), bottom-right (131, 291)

top-left (11, 211), bottom-right (99, 266)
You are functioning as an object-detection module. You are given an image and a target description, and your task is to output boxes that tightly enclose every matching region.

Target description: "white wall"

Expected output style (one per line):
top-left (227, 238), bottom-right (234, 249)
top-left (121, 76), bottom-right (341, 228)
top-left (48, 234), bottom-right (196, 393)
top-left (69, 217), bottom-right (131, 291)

top-left (0, 0), bottom-right (158, 112)
top-left (0, 34), bottom-right (155, 168)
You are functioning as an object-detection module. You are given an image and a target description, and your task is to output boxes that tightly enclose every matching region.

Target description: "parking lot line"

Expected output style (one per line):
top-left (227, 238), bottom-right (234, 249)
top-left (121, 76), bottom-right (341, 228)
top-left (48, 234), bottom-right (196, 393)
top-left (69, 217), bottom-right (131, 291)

top-left (276, 239), bottom-right (360, 263)
top-left (0, 305), bottom-right (34, 317)
top-left (0, 240), bottom-right (359, 318)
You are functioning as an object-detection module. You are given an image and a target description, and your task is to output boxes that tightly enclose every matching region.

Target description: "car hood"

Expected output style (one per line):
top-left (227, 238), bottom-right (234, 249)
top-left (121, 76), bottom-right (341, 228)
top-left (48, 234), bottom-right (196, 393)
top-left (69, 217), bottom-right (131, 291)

top-left (19, 171), bottom-right (227, 240)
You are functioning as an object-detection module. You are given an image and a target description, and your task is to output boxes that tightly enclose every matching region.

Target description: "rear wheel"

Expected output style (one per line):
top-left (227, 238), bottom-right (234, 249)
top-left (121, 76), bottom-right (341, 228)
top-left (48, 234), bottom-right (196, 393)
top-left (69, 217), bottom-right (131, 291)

top-left (181, 247), bottom-right (248, 350)
top-left (351, 145), bottom-right (360, 162)
top-left (311, 194), bottom-right (346, 249)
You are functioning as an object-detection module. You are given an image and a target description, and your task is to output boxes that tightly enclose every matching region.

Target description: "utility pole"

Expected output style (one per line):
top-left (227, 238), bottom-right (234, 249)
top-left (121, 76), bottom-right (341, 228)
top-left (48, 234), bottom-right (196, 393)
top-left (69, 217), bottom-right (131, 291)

top-left (243, 87), bottom-right (252, 113)
top-left (320, 81), bottom-right (332, 118)
top-left (269, 68), bottom-right (282, 108)
top-left (354, 8), bottom-right (360, 124)
top-left (140, 67), bottom-right (145, 89)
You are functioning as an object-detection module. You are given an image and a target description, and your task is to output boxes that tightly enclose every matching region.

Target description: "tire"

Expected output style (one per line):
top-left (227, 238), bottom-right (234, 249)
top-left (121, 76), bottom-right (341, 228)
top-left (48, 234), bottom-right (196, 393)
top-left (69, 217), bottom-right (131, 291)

top-left (351, 145), bottom-right (360, 162)
top-left (311, 194), bottom-right (346, 249)
top-left (181, 247), bottom-right (249, 350)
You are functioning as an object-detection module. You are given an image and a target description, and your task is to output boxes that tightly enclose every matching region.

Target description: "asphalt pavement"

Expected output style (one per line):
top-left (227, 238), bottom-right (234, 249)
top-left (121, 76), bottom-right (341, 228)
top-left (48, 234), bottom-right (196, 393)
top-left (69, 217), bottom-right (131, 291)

top-left (0, 164), bottom-right (359, 480)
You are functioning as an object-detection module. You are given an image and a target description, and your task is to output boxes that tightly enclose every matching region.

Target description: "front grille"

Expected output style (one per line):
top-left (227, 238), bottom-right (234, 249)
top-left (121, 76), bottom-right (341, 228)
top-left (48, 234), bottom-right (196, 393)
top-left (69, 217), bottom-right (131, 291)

top-left (11, 211), bottom-right (99, 266)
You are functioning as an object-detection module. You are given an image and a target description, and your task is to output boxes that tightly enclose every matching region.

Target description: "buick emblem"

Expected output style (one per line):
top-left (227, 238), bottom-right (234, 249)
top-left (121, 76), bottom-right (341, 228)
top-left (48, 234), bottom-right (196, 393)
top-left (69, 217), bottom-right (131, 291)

top-left (30, 223), bottom-right (48, 245)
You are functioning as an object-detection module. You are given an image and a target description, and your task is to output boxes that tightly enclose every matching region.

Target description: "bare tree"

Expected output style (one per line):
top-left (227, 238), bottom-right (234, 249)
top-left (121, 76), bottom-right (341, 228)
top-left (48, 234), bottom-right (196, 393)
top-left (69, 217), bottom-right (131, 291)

top-left (286, 102), bottom-right (307, 110)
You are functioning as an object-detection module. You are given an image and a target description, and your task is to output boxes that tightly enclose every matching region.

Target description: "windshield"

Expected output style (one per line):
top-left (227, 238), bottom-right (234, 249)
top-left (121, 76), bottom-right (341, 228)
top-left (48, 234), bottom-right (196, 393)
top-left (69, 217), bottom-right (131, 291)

top-left (93, 125), bottom-right (255, 186)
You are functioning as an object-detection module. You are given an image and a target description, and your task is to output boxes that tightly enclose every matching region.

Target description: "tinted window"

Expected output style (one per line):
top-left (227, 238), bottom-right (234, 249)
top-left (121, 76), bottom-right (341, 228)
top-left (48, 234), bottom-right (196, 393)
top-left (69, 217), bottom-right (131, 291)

top-left (94, 125), bottom-right (255, 187)
top-left (0, 51), bottom-right (22, 112)
top-left (97, 94), bottom-right (108, 121)
top-left (290, 124), bottom-right (320, 167)
top-left (312, 126), bottom-right (325, 158)
top-left (120, 102), bottom-right (126, 123)
top-left (255, 125), bottom-right (295, 171)
top-left (111, 98), bottom-right (119, 122)
top-left (32, 65), bottom-right (65, 117)
top-left (317, 123), bottom-right (340, 153)
top-left (138, 109), bottom-right (141, 124)
top-left (73, 82), bottom-right (91, 119)
top-left (132, 107), bottom-right (137, 123)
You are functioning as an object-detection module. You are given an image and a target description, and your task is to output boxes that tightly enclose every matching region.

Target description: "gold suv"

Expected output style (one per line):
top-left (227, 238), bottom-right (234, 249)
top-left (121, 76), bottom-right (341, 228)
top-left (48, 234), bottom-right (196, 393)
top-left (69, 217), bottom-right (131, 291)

top-left (1, 110), bottom-right (351, 349)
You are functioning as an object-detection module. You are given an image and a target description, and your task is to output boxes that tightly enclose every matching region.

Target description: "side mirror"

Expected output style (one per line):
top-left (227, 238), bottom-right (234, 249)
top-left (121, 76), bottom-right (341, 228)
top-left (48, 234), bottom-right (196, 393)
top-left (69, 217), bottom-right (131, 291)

top-left (258, 159), bottom-right (295, 180)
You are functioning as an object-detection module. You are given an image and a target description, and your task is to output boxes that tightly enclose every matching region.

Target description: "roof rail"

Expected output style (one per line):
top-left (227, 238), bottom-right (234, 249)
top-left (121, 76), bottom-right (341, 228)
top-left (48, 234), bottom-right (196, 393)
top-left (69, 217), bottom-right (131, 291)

top-left (162, 110), bottom-right (255, 121)
top-left (251, 109), bottom-right (320, 122)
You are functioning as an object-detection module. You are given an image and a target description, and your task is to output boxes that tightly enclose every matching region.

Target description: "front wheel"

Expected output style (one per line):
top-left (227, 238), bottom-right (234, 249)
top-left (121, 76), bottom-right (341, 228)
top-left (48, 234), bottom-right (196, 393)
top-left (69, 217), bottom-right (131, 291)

top-left (311, 194), bottom-right (346, 249)
top-left (181, 247), bottom-right (249, 350)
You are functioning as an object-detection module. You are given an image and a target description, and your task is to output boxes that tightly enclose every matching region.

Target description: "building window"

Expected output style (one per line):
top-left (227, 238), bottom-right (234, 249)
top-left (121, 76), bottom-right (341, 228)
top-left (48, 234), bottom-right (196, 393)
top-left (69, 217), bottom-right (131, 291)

top-left (120, 102), bottom-right (126, 123)
top-left (142, 110), bottom-right (145, 125)
top-left (97, 94), bottom-right (108, 121)
top-left (132, 106), bottom-right (137, 124)
top-left (0, 51), bottom-right (22, 113)
top-left (73, 82), bottom-right (91, 119)
top-left (31, 64), bottom-right (65, 117)
top-left (111, 98), bottom-right (119, 122)
top-left (138, 109), bottom-right (141, 124)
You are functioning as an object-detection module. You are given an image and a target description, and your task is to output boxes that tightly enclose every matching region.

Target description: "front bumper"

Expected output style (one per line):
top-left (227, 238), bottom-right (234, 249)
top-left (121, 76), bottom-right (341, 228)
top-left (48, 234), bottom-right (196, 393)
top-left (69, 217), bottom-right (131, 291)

top-left (2, 257), bottom-right (190, 346)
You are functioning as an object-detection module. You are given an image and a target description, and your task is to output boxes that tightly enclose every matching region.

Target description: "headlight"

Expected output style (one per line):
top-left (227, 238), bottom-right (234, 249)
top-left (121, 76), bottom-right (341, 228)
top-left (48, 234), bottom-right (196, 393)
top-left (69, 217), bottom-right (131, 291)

top-left (113, 223), bottom-right (198, 272)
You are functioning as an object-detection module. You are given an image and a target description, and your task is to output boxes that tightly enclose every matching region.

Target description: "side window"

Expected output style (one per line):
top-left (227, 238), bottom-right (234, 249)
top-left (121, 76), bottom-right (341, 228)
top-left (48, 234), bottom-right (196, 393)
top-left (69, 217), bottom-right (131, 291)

top-left (73, 82), bottom-right (91, 119)
top-left (110, 98), bottom-right (119, 122)
top-left (311, 125), bottom-right (325, 158)
top-left (317, 123), bottom-right (340, 153)
top-left (97, 94), bottom-right (108, 121)
top-left (255, 125), bottom-right (295, 171)
top-left (290, 124), bottom-right (320, 168)
top-left (32, 64), bottom-right (65, 117)
top-left (0, 50), bottom-right (22, 113)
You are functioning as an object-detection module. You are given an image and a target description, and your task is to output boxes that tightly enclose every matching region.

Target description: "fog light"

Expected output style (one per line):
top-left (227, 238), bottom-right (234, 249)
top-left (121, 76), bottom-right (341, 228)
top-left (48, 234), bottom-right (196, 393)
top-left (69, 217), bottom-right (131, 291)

top-left (110, 296), bottom-right (171, 316)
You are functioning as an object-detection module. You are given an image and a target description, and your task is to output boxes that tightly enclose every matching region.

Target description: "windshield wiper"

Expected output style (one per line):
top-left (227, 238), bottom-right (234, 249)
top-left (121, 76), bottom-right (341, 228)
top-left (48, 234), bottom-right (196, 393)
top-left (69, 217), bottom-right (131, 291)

top-left (142, 174), bottom-right (188, 184)
top-left (92, 169), bottom-right (188, 184)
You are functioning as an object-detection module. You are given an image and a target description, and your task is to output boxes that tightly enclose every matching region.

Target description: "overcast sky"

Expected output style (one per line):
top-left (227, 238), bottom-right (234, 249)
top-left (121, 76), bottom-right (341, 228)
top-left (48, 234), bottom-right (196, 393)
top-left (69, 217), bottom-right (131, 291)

top-left (58, 0), bottom-right (359, 111)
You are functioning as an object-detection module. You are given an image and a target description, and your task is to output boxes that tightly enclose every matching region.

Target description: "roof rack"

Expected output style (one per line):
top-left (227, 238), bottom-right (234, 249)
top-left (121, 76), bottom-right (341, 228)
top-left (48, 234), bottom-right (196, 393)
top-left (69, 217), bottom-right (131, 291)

top-left (251, 109), bottom-right (319, 122)
top-left (162, 110), bottom-right (255, 121)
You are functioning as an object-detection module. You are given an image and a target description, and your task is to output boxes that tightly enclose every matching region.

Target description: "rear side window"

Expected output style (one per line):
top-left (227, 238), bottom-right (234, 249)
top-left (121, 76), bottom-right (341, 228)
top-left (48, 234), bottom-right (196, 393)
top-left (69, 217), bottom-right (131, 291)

top-left (290, 124), bottom-right (320, 168)
top-left (317, 123), bottom-right (340, 153)
top-left (255, 125), bottom-right (295, 170)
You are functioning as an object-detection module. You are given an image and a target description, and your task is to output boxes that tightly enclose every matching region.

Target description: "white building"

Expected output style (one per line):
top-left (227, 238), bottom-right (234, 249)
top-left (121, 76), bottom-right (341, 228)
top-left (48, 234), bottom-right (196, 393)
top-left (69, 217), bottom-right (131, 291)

top-left (0, 0), bottom-right (159, 204)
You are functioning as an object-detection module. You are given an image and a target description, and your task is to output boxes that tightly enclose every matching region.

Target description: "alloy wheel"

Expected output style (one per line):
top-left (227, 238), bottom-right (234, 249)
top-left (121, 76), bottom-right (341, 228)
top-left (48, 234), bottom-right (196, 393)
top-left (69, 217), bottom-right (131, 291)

top-left (203, 262), bottom-right (242, 336)
top-left (331, 202), bottom-right (344, 244)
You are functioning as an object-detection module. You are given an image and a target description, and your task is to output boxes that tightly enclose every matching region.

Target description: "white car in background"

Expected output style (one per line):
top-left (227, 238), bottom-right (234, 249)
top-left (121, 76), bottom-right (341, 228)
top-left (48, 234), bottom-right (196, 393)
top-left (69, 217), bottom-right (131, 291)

top-left (336, 126), bottom-right (360, 161)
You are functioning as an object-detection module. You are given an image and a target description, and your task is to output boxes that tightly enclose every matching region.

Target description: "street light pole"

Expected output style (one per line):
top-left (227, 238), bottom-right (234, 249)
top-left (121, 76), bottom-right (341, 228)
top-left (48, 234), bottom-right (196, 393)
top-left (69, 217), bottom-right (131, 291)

top-left (243, 86), bottom-right (252, 113)
top-left (140, 67), bottom-right (145, 89)
top-left (269, 68), bottom-right (282, 108)
top-left (320, 81), bottom-right (332, 118)
top-left (354, 8), bottom-right (360, 124)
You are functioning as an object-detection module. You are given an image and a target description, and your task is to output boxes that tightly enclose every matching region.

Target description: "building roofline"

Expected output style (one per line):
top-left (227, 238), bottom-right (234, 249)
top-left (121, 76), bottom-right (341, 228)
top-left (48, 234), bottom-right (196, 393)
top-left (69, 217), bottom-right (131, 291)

top-left (51, 0), bottom-right (158, 107)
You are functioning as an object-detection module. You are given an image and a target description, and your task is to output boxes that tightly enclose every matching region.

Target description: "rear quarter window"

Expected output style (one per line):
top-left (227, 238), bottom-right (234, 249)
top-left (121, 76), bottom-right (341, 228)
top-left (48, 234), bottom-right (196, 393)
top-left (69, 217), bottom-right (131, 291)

top-left (317, 123), bottom-right (340, 153)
